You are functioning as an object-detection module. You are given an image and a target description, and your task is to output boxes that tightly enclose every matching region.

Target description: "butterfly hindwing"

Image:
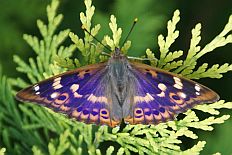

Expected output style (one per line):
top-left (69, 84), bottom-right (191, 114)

top-left (16, 63), bottom-right (122, 127)
top-left (123, 62), bottom-right (219, 125)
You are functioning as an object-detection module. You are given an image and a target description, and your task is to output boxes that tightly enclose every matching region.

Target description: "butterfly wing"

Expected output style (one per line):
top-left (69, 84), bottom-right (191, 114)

top-left (16, 63), bottom-right (122, 127)
top-left (123, 62), bottom-right (219, 125)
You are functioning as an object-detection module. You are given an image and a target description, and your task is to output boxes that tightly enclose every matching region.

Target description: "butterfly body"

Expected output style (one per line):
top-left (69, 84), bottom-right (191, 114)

top-left (16, 48), bottom-right (219, 127)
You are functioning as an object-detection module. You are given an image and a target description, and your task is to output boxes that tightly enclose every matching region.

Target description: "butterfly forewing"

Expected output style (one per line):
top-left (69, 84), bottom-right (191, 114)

top-left (123, 62), bottom-right (219, 125)
top-left (16, 63), bottom-right (122, 127)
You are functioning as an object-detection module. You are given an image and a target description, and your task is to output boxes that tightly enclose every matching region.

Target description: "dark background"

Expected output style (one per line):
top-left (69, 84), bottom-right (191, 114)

top-left (0, 0), bottom-right (231, 154)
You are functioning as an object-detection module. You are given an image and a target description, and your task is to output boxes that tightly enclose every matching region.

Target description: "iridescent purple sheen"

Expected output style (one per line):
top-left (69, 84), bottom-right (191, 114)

top-left (132, 70), bottom-right (161, 95)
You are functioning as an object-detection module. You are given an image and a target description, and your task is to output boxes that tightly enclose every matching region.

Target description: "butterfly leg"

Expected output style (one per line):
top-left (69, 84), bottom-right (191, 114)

top-left (100, 51), bottom-right (111, 57)
top-left (127, 56), bottom-right (158, 62)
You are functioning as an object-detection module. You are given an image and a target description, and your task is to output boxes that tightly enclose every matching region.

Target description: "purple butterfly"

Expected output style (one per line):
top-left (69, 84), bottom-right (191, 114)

top-left (16, 48), bottom-right (219, 127)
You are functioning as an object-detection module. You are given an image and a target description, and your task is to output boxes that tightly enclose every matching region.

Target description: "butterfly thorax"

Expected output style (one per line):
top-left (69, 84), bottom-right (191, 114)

top-left (107, 53), bottom-right (132, 106)
top-left (109, 48), bottom-right (131, 88)
top-left (108, 55), bottom-right (130, 89)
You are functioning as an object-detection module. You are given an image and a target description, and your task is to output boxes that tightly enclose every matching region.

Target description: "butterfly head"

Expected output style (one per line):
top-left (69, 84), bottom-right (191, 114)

top-left (112, 47), bottom-right (125, 58)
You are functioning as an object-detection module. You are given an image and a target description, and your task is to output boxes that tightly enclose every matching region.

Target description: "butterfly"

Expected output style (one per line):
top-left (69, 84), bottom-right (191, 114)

top-left (16, 47), bottom-right (219, 127)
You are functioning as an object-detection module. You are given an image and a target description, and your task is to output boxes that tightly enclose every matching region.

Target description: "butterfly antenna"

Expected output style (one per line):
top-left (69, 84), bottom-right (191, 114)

top-left (81, 25), bottom-right (112, 53)
top-left (122, 18), bottom-right (138, 46)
